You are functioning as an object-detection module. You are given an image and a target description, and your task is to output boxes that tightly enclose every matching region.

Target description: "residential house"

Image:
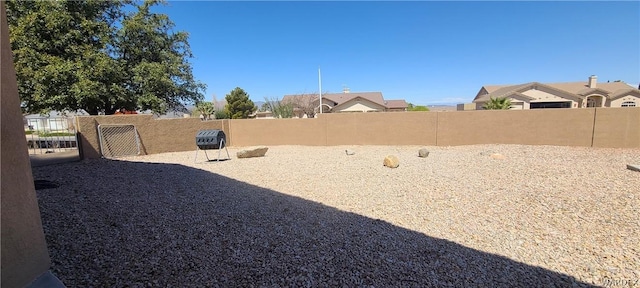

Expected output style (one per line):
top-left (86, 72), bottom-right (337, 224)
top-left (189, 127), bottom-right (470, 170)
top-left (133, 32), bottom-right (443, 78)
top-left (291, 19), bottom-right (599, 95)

top-left (281, 88), bottom-right (408, 118)
top-left (24, 110), bottom-right (88, 132)
top-left (469, 75), bottom-right (640, 110)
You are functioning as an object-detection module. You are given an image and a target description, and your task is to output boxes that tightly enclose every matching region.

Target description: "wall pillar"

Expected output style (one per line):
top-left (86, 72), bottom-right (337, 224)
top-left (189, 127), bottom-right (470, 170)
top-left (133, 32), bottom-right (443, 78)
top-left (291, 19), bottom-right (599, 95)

top-left (1, 3), bottom-right (54, 287)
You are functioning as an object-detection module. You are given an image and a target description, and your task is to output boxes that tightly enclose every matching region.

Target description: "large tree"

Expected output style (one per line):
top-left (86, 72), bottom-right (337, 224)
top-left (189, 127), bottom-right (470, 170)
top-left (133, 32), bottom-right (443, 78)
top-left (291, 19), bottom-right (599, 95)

top-left (6, 0), bottom-right (205, 115)
top-left (291, 92), bottom-right (318, 118)
top-left (224, 87), bottom-right (256, 119)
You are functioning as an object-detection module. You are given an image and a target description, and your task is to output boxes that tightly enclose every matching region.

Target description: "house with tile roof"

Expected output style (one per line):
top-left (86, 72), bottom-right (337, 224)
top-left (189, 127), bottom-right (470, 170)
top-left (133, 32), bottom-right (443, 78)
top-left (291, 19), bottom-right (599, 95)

top-left (281, 88), bottom-right (408, 118)
top-left (470, 75), bottom-right (640, 110)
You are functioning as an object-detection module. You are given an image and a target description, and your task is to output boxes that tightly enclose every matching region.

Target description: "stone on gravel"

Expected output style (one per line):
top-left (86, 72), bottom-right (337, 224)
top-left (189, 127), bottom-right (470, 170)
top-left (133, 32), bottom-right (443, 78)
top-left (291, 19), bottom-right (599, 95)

top-left (490, 153), bottom-right (505, 160)
top-left (383, 155), bottom-right (399, 168)
top-left (479, 150), bottom-right (495, 156)
top-left (237, 146), bottom-right (268, 158)
top-left (627, 164), bottom-right (640, 172)
top-left (418, 148), bottom-right (430, 158)
top-left (345, 149), bottom-right (355, 156)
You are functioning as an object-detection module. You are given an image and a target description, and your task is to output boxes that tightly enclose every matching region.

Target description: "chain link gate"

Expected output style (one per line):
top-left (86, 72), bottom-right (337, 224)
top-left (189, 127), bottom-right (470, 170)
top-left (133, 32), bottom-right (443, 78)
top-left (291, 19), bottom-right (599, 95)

top-left (97, 124), bottom-right (141, 158)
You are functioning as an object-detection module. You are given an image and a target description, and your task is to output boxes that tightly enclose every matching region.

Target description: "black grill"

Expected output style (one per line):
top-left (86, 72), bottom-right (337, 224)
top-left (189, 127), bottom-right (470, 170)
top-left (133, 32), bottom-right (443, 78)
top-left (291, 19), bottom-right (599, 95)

top-left (196, 130), bottom-right (226, 150)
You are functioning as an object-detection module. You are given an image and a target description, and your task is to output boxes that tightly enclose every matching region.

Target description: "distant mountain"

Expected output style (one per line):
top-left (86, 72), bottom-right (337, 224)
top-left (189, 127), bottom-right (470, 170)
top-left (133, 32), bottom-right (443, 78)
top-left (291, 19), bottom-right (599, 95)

top-left (426, 104), bottom-right (457, 112)
top-left (253, 101), bottom-right (265, 108)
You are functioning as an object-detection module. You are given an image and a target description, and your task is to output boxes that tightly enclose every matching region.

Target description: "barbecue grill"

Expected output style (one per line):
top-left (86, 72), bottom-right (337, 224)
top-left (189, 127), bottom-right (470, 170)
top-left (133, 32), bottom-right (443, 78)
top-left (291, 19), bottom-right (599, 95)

top-left (194, 129), bottom-right (230, 162)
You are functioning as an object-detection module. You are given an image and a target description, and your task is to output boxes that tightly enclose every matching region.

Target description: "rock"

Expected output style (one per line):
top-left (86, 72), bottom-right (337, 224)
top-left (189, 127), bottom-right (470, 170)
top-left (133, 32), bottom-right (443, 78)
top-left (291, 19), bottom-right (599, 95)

top-left (490, 153), bottom-right (505, 160)
top-left (418, 148), bottom-right (429, 158)
top-left (627, 164), bottom-right (640, 172)
top-left (237, 146), bottom-right (268, 159)
top-left (479, 150), bottom-right (495, 156)
top-left (383, 155), bottom-right (399, 168)
top-left (345, 149), bottom-right (355, 156)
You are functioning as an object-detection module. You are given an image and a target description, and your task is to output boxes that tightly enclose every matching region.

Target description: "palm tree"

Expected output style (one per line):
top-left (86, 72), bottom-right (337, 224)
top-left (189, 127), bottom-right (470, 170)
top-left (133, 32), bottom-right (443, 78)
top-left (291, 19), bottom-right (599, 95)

top-left (483, 97), bottom-right (512, 110)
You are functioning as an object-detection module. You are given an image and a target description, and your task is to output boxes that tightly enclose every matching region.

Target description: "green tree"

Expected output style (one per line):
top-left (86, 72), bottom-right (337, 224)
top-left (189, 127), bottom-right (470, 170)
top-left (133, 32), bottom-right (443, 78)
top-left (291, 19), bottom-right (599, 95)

top-left (195, 101), bottom-right (215, 121)
top-left (483, 97), bottom-right (512, 110)
top-left (6, 0), bottom-right (205, 115)
top-left (259, 102), bottom-right (270, 112)
top-left (214, 110), bottom-right (229, 119)
top-left (264, 96), bottom-right (293, 118)
top-left (115, 0), bottom-right (205, 115)
top-left (406, 103), bottom-right (430, 111)
top-left (224, 87), bottom-right (256, 119)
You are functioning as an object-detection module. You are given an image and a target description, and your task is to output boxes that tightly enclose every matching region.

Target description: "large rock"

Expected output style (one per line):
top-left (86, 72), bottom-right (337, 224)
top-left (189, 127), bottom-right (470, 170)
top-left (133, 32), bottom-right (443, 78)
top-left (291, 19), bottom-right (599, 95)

top-left (418, 148), bottom-right (430, 158)
top-left (383, 155), bottom-right (399, 168)
top-left (237, 146), bottom-right (269, 159)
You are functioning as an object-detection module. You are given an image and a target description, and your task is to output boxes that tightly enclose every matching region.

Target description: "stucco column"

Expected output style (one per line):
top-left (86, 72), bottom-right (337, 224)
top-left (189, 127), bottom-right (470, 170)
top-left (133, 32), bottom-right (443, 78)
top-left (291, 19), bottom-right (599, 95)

top-left (1, 2), bottom-right (53, 287)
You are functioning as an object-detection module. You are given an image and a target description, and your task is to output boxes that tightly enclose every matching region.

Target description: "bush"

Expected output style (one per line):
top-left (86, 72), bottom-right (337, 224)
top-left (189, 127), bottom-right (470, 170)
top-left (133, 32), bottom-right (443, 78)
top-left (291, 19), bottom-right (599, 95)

top-left (215, 110), bottom-right (229, 119)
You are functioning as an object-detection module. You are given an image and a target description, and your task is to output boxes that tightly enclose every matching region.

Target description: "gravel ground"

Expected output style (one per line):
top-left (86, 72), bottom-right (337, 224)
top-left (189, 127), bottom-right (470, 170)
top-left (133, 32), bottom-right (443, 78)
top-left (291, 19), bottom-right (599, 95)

top-left (33, 144), bottom-right (640, 287)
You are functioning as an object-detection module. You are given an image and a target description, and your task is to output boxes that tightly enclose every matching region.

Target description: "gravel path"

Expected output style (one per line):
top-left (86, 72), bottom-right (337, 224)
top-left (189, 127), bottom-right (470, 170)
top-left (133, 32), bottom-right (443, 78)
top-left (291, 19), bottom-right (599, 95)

top-left (33, 144), bottom-right (640, 287)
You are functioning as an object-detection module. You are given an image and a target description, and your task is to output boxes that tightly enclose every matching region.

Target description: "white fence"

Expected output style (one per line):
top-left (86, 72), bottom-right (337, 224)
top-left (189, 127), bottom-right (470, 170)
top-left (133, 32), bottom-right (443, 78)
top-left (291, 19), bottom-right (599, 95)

top-left (25, 116), bottom-right (78, 155)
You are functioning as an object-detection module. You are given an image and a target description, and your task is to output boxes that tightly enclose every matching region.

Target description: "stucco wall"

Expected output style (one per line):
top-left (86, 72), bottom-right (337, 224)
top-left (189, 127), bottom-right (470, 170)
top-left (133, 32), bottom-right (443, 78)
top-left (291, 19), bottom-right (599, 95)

top-left (609, 95), bottom-right (640, 107)
top-left (229, 117), bottom-right (326, 146)
top-left (1, 3), bottom-right (52, 287)
top-left (335, 99), bottom-right (384, 112)
top-left (76, 115), bottom-right (227, 159)
top-left (321, 112), bottom-right (437, 146)
top-left (76, 108), bottom-right (640, 159)
top-left (592, 107), bottom-right (640, 148)
top-left (435, 108), bottom-right (595, 147)
top-left (522, 88), bottom-right (572, 102)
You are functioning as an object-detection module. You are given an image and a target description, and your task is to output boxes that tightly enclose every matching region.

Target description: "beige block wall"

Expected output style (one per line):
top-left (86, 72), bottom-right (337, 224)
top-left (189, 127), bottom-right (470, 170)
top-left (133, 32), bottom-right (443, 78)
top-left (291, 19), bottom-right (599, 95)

top-left (592, 107), bottom-right (640, 148)
top-left (229, 118), bottom-right (326, 146)
top-left (76, 115), bottom-right (227, 159)
top-left (1, 3), bottom-right (52, 287)
top-left (76, 108), bottom-right (640, 159)
top-left (436, 109), bottom-right (595, 147)
top-left (323, 112), bottom-right (437, 146)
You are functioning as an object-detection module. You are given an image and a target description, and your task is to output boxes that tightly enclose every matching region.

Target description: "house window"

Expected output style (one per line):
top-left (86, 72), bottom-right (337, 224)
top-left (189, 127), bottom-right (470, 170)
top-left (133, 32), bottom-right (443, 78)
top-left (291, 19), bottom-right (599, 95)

top-left (621, 101), bottom-right (636, 107)
top-left (587, 98), bottom-right (596, 107)
top-left (530, 102), bottom-right (571, 109)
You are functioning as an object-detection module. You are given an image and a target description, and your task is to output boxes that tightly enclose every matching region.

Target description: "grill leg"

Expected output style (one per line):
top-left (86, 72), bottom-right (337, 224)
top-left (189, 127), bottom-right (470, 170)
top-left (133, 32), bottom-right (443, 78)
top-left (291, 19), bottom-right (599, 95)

top-left (196, 138), bottom-right (229, 163)
top-left (223, 139), bottom-right (230, 160)
top-left (217, 139), bottom-right (224, 161)
top-left (194, 147), bottom-right (211, 163)
top-left (203, 149), bottom-right (211, 161)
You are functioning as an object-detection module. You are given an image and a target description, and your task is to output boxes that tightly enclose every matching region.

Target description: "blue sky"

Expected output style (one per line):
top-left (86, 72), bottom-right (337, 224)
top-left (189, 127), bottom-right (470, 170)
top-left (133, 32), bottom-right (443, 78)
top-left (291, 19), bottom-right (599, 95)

top-left (153, 1), bottom-right (639, 105)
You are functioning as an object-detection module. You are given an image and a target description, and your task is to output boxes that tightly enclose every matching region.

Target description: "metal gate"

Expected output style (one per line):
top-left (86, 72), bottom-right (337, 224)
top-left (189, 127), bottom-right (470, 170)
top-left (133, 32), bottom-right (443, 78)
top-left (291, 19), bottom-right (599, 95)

top-left (97, 124), bottom-right (141, 158)
top-left (25, 116), bottom-right (78, 155)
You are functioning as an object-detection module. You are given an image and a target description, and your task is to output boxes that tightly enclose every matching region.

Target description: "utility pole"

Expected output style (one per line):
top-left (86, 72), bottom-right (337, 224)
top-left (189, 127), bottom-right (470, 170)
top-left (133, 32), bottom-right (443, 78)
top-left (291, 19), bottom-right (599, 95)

top-left (318, 67), bottom-right (323, 114)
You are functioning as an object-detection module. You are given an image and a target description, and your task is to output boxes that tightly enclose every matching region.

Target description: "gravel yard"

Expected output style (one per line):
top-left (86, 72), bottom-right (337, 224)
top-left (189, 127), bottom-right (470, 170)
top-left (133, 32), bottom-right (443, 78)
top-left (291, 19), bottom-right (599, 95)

top-left (34, 144), bottom-right (640, 287)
